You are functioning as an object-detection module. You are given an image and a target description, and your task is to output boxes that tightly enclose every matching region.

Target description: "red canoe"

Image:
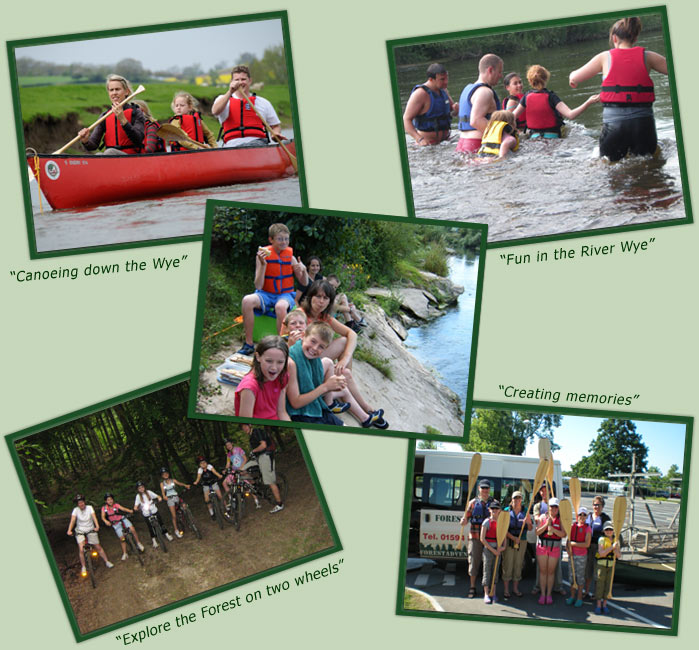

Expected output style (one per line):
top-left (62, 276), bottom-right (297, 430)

top-left (27, 143), bottom-right (297, 210)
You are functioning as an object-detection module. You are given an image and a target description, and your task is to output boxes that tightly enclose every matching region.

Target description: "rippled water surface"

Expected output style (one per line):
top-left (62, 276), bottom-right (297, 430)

top-left (398, 33), bottom-right (686, 241)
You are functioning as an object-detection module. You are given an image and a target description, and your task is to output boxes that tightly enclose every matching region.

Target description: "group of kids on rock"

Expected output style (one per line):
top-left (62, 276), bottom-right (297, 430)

top-left (231, 222), bottom-right (388, 430)
top-left (67, 435), bottom-right (282, 577)
top-left (78, 64), bottom-right (283, 155)
top-left (461, 480), bottom-right (620, 615)
top-left (404, 17), bottom-right (667, 163)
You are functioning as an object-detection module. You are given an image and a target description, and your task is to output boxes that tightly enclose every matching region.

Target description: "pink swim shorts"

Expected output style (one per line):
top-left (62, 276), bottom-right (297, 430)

top-left (536, 543), bottom-right (561, 558)
top-left (456, 137), bottom-right (481, 153)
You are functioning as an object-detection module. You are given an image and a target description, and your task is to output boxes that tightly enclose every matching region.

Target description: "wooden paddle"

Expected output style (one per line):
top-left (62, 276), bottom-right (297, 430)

top-left (237, 87), bottom-right (298, 172)
top-left (559, 498), bottom-right (576, 588)
top-left (456, 452), bottom-right (482, 551)
top-left (607, 495), bottom-right (627, 598)
top-left (157, 123), bottom-right (210, 150)
top-left (515, 457), bottom-right (548, 545)
top-left (490, 509), bottom-right (511, 596)
top-left (538, 437), bottom-right (555, 498)
top-left (53, 85), bottom-right (146, 154)
top-left (569, 477), bottom-right (581, 516)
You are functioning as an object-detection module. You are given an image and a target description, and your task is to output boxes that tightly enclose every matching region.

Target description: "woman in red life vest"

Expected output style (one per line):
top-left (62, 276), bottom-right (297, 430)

top-left (168, 91), bottom-right (217, 150)
top-left (132, 100), bottom-right (165, 153)
top-left (535, 497), bottom-right (565, 605)
top-left (569, 16), bottom-right (667, 161)
top-left (78, 74), bottom-right (145, 155)
top-left (513, 65), bottom-right (599, 139)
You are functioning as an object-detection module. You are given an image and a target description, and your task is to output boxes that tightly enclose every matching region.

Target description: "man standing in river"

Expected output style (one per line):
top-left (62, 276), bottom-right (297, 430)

top-left (403, 63), bottom-right (458, 146)
top-left (456, 54), bottom-right (504, 153)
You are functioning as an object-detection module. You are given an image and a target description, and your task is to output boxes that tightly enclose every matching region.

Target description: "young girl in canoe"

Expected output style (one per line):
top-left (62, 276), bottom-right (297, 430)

top-left (168, 91), bottom-right (217, 150)
top-left (133, 100), bottom-right (165, 153)
top-left (234, 335), bottom-right (291, 421)
top-left (501, 72), bottom-right (526, 131)
top-left (513, 65), bottom-right (599, 139)
top-left (477, 110), bottom-right (519, 160)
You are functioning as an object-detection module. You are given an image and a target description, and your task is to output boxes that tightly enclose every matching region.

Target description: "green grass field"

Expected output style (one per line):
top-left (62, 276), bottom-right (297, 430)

top-left (18, 82), bottom-right (293, 132)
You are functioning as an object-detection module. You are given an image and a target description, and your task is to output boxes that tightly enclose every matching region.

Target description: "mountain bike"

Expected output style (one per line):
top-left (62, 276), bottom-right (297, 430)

top-left (81, 538), bottom-right (98, 588)
top-left (223, 470), bottom-right (246, 531)
top-left (243, 456), bottom-right (289, 505)
top-left (146, 513), bottom-right (168, 552)
top-left (207, 486), bottom-right (225, 530)
top-left (123, 525), bottom-right (145, 566)
top-left (174, 490), bottom-right (202, 540)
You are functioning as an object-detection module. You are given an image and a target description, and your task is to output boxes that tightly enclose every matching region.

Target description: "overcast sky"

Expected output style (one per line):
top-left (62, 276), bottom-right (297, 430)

top-left (15, 18), bottom-right (284, 72)
top-left (443, 415), bottom-right (686, 474)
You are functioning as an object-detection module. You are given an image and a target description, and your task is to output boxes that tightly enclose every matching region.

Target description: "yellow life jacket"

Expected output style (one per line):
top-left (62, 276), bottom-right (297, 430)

top-left (478, 120), bottom-right (519, 157)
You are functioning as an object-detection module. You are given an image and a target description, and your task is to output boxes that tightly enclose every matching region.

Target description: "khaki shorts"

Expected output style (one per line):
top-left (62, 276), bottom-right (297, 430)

top-left (75, 530), bottom-right (99, 545)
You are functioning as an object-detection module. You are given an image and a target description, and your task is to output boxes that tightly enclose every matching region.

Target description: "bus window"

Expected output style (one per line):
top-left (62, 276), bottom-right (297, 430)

top-left (501, 477), bottom-right (535, 509)
top-left (423, 476), bottom-right (465, 508)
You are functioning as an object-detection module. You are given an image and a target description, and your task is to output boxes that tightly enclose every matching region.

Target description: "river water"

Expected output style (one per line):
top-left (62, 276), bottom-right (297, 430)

top-left (404, 254), bottom-right (479, 412)
top-left (397, 33), bottom-right (685, 242)
top-left (30, 130), bottom-right (301, 253)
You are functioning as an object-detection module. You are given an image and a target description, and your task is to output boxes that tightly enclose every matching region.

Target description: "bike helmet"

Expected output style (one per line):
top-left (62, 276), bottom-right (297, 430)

top-left (74, 493), bottom-right (86, 503)
top-left (160, 467), bottom-right (169, 475)
top-left (196, 455), bottom-right (206, 463)
top-left (135, 480), bottom-right (145, 488)
top-left (104, 492), bottom-right (114, 501)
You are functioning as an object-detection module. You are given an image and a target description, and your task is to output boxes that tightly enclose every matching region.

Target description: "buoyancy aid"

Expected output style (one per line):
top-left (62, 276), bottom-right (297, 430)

top-left (470, 499), bottom-right (490, 529)
top-left (458, 82), bottom-right (501, 131)
top-left (262, 246), bottom-right (295, 294)
top-left (484, 518), bottom-right (498, 543)
top-left (601, 47), bottom-right (655, 105)
top-left (104, 105), bottom-right (141, 154)
top-left (570, 522), bottom-right (588, 543)
top-left (524, 90), bottom-right (562, 132)
top-left (540, 514), bottom-right (563, 541)
top-left (503, 93), bottom-right (526, 129)
top-left (477, 120), bottom-right (519, 157)
top-left (508, 509), bottom-right (526, 536)
top-left (169, 111), bottom-right (206, 150)
top-left (411, 84), bottom-right (452, 132)
top-left (221, 94), bottom-right (267, 142)
top-left (102, 504), bottom-right (125, 523)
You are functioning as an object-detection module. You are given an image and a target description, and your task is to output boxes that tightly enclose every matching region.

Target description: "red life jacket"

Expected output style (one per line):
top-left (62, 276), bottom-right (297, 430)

top-left (570, 522), bottom-right (587, 542)
top-left (601, 47), bottom-right (655, 105)
top-left (541, 514), bottom-right (563, 540)
top-left (504, 93), bottom-right (526, 129)
top-left (524, 90), bottom-right (561, 131)
top-left (102, 504), bottom-right (125, 523)
top-left (221, 95), bottom-right (267, 142)
top-left (169, 112), bottom-right (206, 150)
top-left (104, 106), bottom-right (141, 154)
top-left (262, 246), bottom-right (295, 294)
top-left (485, 518), bottom-right (498, 542)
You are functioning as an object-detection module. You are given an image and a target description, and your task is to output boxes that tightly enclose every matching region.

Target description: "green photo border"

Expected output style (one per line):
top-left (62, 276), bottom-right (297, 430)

top-left (4, 372), bottom-right (341, 643)
top-left (386, 5), bottom-right (692, 248)
top-left (395, 399), bottom-right (692, 635)
top-left (7, 10), bottom-right (309, 260)
top-left (187, 199), bottom-right (488, 442)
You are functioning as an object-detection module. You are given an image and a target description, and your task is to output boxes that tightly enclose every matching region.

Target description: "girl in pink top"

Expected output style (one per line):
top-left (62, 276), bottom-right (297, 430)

top-left (235, 336), bottom-right (291, 421)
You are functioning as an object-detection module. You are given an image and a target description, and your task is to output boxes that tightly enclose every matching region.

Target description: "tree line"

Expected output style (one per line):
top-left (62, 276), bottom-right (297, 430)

top-left (14, 382), bottom-right (294, 515)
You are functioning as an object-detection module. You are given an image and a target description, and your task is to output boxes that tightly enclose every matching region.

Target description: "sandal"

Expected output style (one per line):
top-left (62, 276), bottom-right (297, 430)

top-left (503, 592), bottom-right (511, 600)
top-left (468, 587), bottom-right (476, 598)
top-left (513, 591), bottom-right (523, 597)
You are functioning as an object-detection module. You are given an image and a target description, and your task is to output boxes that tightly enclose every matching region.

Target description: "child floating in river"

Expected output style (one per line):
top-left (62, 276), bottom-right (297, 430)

top-left (513, 65), bottom-right (599, 139)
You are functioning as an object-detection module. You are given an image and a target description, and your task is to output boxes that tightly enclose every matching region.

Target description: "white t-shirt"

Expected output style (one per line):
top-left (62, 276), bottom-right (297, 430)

top-left (215, 94), bottom-right (280, 148)
top-left (71, 505), bottom-right (95, 533)
top-left (134, 490), bottom-right (159, 516)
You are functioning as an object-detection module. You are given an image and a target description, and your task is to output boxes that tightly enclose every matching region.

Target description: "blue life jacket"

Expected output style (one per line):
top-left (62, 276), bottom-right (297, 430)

top-left (458, 82), bottom-right (500, 131)
top-left (470, 498), bottom-right (490, 528)
top-left (411, 84), bottom-right (452, 132)
top-left (508, 509), bottom-right (526, 536)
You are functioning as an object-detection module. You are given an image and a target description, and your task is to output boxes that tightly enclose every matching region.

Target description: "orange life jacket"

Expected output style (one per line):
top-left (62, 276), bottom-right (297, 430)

top-left (601, 47), bottom-right (655, 105)
top-left (262, 246), bottom-right (294, 294)
top-left (104, 106), bottom-right (141, 154)
top-left (221, 95), bottom-right (267, 142)
top-left (169, 112), bottom-right (206, 150)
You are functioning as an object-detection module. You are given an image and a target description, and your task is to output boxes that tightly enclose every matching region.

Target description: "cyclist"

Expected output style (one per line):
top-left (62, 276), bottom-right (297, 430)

top-left (100, 492), bottom-right (145, 560)
top-left (67, 494), bottom-right (114, 576)
top-left (242, 425), bottom-right (284, 513)
top-left (223, 440), bottom-right (261, 510)
top-left (134, 481), bottom-right (174, 548)
top-left (192, 456), bottom-right (225, 520)
top-left (160, 467), bottom-right (190, 538)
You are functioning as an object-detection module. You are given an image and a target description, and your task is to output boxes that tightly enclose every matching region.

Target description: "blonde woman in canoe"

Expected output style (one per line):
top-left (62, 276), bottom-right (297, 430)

top-left (79, 74), bottom-right (145, 155)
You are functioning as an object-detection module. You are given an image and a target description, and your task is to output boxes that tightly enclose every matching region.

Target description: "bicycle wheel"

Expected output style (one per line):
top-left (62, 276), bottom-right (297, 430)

top-left (211, 494), bottom-right (224, 530)
top-left (154, 521), bottom-right (168, 553)
top-left (176, 506), bottom-right (186, 536)
top-left (184, 505), bottom-right (202, 540)
top-left (126, 531), bottom-right (145, 566)
top-left (84, 548), bottom-right (96, 589)
top-left (222, 492), bottom-right (238, 529)
top-left (233, 492), bottom-right (245, 523)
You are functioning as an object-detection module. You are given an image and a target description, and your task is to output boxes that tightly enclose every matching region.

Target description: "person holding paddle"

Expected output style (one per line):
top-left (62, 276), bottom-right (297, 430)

top-left (566, 506), bottom-right (592, 607)
top-left (168, 91), bottom-right (217, 150)
top-left (584, 495), bottom-right (611, 599)
top-left (460, 478), bottom-right (493, 598)
top-left (502, 491), bottom-right (532, 598)
top-left (212, 65), bottom-right (282, 147)
top-left (535, 496), bottom-right (565, 605)
top-left (79, 75), bottom-right (145, 154)
top-left (594, 521), bottom-right (621, 614)
top-left (480, 500), bottom-right (507, 604)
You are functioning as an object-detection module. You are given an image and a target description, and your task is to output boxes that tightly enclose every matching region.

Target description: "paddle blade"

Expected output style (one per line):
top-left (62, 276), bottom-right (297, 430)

top-left (559, 498), bottom-right (573, 536)
top-left (532, 458), bottom-right (548, 495)
top-left (467, 452), bottom-right (482, 500)
top-left (612, 496), bottom-right (627, 537)
top-left (569, 477), bottom-right (581, 514)
top-left (496, 510), bottom-right (510, 546)
top-left (547, 457), bottom-right (555, 498)
top-left (538, 437), bottom-right (551, 460)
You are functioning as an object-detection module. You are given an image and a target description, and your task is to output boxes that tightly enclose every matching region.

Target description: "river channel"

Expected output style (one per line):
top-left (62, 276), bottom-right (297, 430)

top-left (397, 32), bottom-right (685, 242)
top-left (404, 254), bottom-right (479, 412)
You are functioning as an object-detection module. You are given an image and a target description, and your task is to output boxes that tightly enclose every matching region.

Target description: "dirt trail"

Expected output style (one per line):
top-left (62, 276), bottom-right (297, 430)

top-left (44, 446), bottom-right (335, 635)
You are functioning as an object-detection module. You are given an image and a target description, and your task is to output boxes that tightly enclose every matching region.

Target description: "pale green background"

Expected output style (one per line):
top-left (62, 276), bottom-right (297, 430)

top-left (1, 0), bottom-right (696, 647)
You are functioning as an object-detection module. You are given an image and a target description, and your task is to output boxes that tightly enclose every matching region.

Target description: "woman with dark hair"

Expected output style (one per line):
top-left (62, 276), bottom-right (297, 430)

top-left (569, 16), bottom-right (667, 161)
top-left (297, 256), bottom-right (323, 303)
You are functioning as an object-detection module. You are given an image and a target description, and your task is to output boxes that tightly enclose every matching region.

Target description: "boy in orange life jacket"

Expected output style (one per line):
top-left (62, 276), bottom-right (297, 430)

top-left (211, 64), bottom-right (283, 148)
top-left (237, 223), bottom-right (309, 356)
top-left (168, 91), bottom-right (217, 150)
